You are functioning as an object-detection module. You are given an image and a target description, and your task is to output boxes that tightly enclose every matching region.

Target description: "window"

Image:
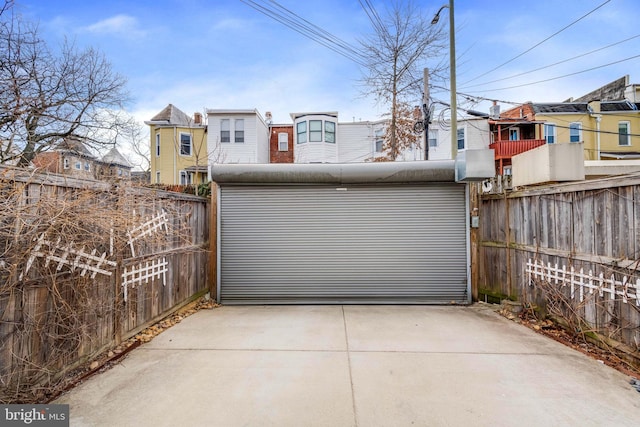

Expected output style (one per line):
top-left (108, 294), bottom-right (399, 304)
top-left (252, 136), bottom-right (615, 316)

top-left (508, 129), bottom-right (519, 141)
top-left (428, 130), bottom-right (438, 147)
top-left (117, 168), bottom-right (122, 176)
top-left (156, 171), bottom-right (161, 183)
top-left (180, 133), bottom-right (192, 155)
top-left (373, 129), bottom-right (384, 153)
top-left (155, 133), bottom-right (160, 156)
top-left (235, 119), bottom-right (244, 143)
top-left (457, 128), bottom-right (465, 151)
top-left (325, 121), bottom-right (335, 143)
top-left (309, 120), bottom-right (322, 142)
top-left (84, 162), bottom-right (90, 171)
top-left (569, 122), bottom-right (582, 143)
top-left (278, 133), bottom-right (289, 151)
top-left (220, 119), bottom-right (230, 143)
top-left (297, 121), bottom-right (307, 144)
top-left (63, 158), bottom-right (70, 169)
top-left (74, 161), bottom-right (81, 170)
top-left (619, 121), bottom-right (631, 146)
top-left (179, 171), bottom-right (189, 185)
top-left (544, 123), bottom-right (556, 144)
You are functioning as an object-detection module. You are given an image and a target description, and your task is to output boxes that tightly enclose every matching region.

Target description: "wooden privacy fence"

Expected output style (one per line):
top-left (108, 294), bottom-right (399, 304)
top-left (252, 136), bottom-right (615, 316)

top-left (478, 174), bottom-right (640, 352)
top-left (0, 166), bottom-right (210, 402)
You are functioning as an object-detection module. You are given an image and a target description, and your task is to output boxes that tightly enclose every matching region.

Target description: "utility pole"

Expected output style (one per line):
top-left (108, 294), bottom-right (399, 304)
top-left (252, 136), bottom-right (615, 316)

top-left (424, 68), bottom-right (429, 160)
top-left (449, 0), bottom-right (457, 160)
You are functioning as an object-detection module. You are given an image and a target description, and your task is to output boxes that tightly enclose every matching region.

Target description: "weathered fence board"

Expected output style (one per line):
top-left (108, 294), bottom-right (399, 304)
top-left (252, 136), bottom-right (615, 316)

top-left (479, 174), bottom-right (640, 353)
top-left (0, 165), bottom-right (209, 402)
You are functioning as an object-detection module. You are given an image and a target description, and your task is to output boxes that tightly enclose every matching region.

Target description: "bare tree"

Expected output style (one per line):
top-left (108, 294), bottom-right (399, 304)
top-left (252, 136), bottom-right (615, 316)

top-left (359, 1), bottom-right (445, 160)
top-left (120, 120), bottom-right (150, 173)
top-left (0, 10), bottom-right (129, 166)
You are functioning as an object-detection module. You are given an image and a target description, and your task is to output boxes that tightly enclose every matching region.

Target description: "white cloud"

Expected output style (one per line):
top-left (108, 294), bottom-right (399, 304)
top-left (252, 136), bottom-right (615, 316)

top-left (82, 14), bottom-right (146, 38)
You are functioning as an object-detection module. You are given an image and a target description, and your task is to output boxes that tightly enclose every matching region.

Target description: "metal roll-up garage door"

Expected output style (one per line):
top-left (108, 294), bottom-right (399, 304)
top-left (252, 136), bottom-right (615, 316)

top-left (219, 184), bottom-right (468, 304)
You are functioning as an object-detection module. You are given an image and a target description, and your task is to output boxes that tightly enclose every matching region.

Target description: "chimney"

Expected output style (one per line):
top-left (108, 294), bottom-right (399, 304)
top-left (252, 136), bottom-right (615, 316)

top-left (194, 112), bottom-right (202, 125)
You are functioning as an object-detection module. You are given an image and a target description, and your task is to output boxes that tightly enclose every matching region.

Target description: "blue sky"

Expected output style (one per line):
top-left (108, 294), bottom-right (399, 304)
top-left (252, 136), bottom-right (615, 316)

top-left (12, 0), bottom-right (640, 128)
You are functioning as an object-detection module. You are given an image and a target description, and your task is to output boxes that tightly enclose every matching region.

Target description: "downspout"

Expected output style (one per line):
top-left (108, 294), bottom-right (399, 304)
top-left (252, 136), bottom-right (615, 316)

top-left (594, 115), bottom-right (602, 161)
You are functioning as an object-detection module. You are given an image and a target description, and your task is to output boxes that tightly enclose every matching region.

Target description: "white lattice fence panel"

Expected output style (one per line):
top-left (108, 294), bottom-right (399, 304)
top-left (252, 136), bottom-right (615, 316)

top-left (121, 257), bottom-right (168, 302)
top-left (526, 259), bottom-right (640, 305)
top-left (126, 210), bottom-right (169, 257)
top-left (20, 233), bottom-right (117, 280)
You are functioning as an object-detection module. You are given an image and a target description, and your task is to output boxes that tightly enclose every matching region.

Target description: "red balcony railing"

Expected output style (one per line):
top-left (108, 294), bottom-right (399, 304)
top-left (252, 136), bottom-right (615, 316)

top-left (489, 139), bottom-right (546, 159)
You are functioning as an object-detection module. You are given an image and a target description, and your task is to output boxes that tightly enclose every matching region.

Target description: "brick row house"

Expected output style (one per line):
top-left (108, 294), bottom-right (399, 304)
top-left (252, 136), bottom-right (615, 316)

top-left (33, 136), bottom-right (132, 180)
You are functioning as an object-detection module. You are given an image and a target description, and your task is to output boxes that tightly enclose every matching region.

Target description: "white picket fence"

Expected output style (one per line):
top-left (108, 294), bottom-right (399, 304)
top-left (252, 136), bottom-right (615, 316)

top-left (121, 257), bottom-right (168, 302)
top-left (526, 259), bottom-right (640, 305)
top-left (126, 209), bottom-right (169, 257)
top-left (20, 209), bottom-right (171, 305)
top-left (20, 233), bottom-right (116, 280)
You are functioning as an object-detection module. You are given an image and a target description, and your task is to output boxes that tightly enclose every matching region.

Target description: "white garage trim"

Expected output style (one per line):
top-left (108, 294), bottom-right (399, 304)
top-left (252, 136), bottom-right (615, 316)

top-left (212, 162), bottom-right (470, 305)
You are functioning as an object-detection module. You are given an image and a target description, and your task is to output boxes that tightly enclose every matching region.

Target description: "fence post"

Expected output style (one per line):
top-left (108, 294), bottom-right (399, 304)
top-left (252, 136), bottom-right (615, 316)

top-left (504, 191), bottom-right (512, 297)
top-left (209, 182), bottom-right (218, 301)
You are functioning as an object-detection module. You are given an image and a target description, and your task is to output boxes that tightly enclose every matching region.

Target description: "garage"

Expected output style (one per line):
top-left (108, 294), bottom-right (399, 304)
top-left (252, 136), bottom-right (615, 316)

top-left (211, 162), bottom-right (469, 304)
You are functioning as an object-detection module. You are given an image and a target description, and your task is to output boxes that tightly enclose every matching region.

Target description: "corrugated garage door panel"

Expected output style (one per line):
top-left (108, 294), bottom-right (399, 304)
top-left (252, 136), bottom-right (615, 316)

top-left (219, 184), bottom-right (467, 304)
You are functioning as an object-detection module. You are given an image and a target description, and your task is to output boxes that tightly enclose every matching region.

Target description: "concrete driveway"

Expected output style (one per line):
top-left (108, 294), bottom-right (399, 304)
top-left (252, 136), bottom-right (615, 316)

top-left (57, 304), bottom-right (640, 426)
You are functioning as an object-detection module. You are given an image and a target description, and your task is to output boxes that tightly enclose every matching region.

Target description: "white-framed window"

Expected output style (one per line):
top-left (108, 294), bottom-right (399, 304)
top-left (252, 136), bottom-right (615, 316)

top-left (569, 122), bottom-right (582, 143)
top-left (179, 170), bottom-right (188, 185)
top-left (309, 120), bottom-right (322, 142)
top-left (180, 133), bottom-right (192, 155)
top-left (544, 123), bottom-right (556, 144)
top-left (117, 168), bottom-right (122, 176)
top-left (619, 121), bottom-right (631, 146)
top-left (63, 158), bottom-right (70, 169)
top-left (74, 161), bottom-right (81, 170)
top-left (155, 133), bottom-right (161, 156)
top-left (457, 127), bottom-right (465, 151)
top-left (278, 133), bottom-right (289, 151)
top-left (325, 121), bottom-right (336, 143)
top-left (220, 119), bottom-right (230, 143)
top-left (509, 128), bottom-right (519, 141)
top-left (156, 171), bottom-right (161, 183)
top-left (84, 162), bottom-right (90, 171)
top-left (428, 129), bottom-right (438, 147)
top-left (234, 119), bottom-right (244, 143)
top-left (297, 121), bottom-right (307, 144)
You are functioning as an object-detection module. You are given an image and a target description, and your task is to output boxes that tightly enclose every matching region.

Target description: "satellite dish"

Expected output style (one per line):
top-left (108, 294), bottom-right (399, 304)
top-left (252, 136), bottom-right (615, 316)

top-left (482, 180), bottom-right (493, 193)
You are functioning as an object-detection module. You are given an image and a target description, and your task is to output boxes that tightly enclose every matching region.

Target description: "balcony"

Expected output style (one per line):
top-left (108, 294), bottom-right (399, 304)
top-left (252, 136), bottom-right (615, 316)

top-left (490, 139), bottom-right (546, 159)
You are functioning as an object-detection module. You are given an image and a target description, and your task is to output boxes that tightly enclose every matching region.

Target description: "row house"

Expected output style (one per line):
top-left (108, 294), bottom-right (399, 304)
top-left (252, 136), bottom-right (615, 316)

top-left (33, 136), bottom-right (132, 181)
top-left (148, 104), bottom-right (422, 184)
top-left (489, 75), bottom-right (640, 175)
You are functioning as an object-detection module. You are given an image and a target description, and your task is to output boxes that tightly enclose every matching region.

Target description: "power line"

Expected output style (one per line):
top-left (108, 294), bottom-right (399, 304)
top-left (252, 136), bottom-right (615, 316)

top-left (463, 54), bottom-right (640, 93)
top-left (359, 0), bottom-right (386, 37)
top-left (460, 33), bottom-right (640, 89)
top-left (461, 0), bottom-right (612, 86)
top-left (240, 0), bottom-right (368, 66)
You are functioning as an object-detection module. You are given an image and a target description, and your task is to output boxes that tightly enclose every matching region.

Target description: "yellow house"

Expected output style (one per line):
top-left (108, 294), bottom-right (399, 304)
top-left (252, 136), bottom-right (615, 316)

top-left (145, 104), bottom-right (208, 185)
top-left (532, 100), bottom-right (640, 161)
